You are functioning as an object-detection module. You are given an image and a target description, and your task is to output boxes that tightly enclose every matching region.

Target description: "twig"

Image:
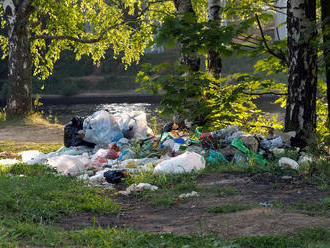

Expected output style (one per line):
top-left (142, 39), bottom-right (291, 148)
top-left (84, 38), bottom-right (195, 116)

top-left (255, 14), bottom-right (288, 66)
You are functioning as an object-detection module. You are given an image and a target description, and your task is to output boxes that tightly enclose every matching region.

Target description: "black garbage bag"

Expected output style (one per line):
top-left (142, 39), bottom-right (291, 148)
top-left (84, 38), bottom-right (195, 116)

top-left (64, 116), bottom-right (95, 148)
top-left (104, 170), bottom-right (129, 184)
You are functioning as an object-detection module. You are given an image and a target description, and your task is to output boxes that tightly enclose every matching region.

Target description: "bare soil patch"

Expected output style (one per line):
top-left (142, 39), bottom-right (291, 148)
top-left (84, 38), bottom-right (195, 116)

top-left (57, 172), bottom-right (330, 238)
top-left (0, 124), bottom-right (63, 143)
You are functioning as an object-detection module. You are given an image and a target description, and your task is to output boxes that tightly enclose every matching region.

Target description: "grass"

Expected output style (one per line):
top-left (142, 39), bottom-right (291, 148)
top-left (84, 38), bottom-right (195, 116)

top-left (290, 198), bottom-right (330, 217)
top-left (0, 140), bottom-right (62, 153)
top-left (207, 204), bottom-right (253, 213)
top-left (0, 163), bottom-right (120, 224)
top-left (197, 184), bottom-right (238, 197)
top-left (125, 170), bottom-right (199, 207)
top-left (0, 111), bottom-right (63, 128)
top-left (0, 223), bottom-right (328, 248)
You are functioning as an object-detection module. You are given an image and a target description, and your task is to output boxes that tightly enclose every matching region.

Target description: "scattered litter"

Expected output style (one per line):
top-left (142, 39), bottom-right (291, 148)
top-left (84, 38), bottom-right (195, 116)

top-left (259, 202), bottom-right (273, 207)
top-left (103, 170), bottom-right (129, 184)
top-left (179, 191), bottom-right (199, 199)
top-left (260, 136), bottom-right (284, 150)
top-left (115, 112), bottom-right (153, 139)
top-left (269, 148), bottom-right (285, 157)
top-left (281, 175), bottom-right (293, 180)
top-left (232, 153), bottom-right (249, 167)
top-left (205, 149), bottom-right (228, 164)
top-left (279, 157), bottom-right (299, 170)
top-left (64, 116), bottom-right (95, 148)
top-left (119, 183), bottom-right (158, 195)
top-left (83, 110), bottom-right (123, 145)
top-left (0, 151), bottom-right (21, 159)
top-left (298, 154), bottom-right (313, 166)
top-left (153, 151), bottom-right (205, 175)
top-left (47, 153), bottom-right (90, 176)
top-left (19, 150), bottom-right (44, 162)
top-left (0, 158), bottom-right (20, 167)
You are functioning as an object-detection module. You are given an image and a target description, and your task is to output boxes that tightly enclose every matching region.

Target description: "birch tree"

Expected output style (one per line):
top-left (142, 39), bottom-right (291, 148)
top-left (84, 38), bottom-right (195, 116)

top-left (321, 0), bottom-right (330, 121)
top-left (207, 0), bottom-right (222, 79)
top-left (173, 0), bottom-right (200, 71)
top-left (0, 0), bottom-right (172, 115)
top-left (285, 0), bottom-right (317, 136)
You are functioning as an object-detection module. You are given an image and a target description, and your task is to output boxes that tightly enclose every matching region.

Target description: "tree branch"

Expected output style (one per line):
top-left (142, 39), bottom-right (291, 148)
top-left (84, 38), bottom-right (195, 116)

top-left (243, 91), bottom-right (287, 96)
top-left (31, 0), bottom-right (155, 43)
top-left (255, 14), bottom-right (288, 66)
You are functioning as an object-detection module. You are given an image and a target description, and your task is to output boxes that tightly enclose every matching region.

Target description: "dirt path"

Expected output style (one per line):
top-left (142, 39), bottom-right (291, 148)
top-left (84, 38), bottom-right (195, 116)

top-left (0, 124), bottom-right (63, 143)
top-left (57, 173), bottom-right (330, 238)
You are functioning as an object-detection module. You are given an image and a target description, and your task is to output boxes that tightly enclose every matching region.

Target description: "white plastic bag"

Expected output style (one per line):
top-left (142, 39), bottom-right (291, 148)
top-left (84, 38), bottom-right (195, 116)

top-left (83, 110), bottom-right (123, 145)
top-left (115, 112), bottom-right (153, 140)
top-left (153, 151), bottom-right (205, 175)
top-left (46, 153), bottom-right (90, 176)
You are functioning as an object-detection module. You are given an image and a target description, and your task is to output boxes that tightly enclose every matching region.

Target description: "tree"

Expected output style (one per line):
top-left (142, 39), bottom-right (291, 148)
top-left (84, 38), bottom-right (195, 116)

top-left (321, 0), bottom-right (330, 121)
top-left (0, 0), bottom-right (171, 115)
top-left (285, 0), bottom-right (317, 136)
top-left (207, 0), bottom-right (222, 79)
top-left (173, 0), bottom-right (200, 71)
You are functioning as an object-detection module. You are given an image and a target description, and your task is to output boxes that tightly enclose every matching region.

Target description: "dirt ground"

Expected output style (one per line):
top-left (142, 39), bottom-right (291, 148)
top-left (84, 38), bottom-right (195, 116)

top-left (1, 125), bottom-right (329, 238)
top-left (0, 124), bottom-right (63, 143)
top-left (57, 173), bottom-right (330, 239)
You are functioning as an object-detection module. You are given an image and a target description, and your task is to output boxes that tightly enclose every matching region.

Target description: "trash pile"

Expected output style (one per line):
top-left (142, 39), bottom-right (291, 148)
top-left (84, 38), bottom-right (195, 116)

top-left (0, 110), bottom-right (312, 192)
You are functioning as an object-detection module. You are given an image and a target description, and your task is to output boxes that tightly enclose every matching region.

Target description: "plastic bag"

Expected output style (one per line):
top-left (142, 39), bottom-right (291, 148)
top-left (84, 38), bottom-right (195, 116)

top-left (83, 110), bottom-right (123, 145)
top-left (153, 151), bottom-right (205, 175)
top-left (115, 112), bottom-right (153, 140)
top-left (64, 116), bottom-right (95, 148)
top-left (231, 138), bottom-right (266, 165)
top-left (206, 149), bottom-right (229, 165)
top-left (46, 153), bottom-right (90, 176)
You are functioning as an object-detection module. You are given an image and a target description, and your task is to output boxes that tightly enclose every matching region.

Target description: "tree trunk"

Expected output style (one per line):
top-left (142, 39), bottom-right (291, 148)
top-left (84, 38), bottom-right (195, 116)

top-left (173, 0), bottom-right (200, 72)
top-left (285, 0), bottom-right (317, 136)
top-left (321, 0), bottom-right (330, 120)
top-left (207, 0), bottom-right (222, 79)
top-left (3, 0), bottom-right (33, 115)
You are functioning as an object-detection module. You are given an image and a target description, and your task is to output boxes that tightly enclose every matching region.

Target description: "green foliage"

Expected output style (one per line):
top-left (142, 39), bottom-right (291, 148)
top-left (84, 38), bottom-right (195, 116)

top-left (138, 61), bottom-right (284, 130)
top-left (0, 0), bottom-right (176, 81)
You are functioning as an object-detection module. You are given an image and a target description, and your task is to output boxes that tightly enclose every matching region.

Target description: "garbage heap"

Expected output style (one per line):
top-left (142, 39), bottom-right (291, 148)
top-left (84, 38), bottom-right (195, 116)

top-left (0, 110), bottom-right (312, 189)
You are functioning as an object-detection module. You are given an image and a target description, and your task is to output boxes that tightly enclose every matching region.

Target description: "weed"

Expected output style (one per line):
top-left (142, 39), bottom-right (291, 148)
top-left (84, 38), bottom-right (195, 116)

top-left (290, 198), bottom-right (330, 216)
top-left (208, 204), bottom-right (253, 213)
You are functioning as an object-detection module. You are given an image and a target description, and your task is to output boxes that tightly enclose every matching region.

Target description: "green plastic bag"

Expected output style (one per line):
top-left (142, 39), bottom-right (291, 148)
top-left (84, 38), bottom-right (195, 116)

top-left (206, 149), bottom-right (229, 165)
top-left (231, 138), bottom-right (266, 165)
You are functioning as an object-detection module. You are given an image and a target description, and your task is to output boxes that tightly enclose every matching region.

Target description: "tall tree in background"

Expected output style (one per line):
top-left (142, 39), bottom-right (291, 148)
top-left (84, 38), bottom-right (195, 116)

top-left (173, 0), bottom-right (200, 71)
top-left (285, 0), bottom-right (317, 137)
top-left (0, 0), bottom-right (170, 115)
top-left (321, 0), bottom-right (330, 121)
top-left (207, 0), bottom-right (222, 79)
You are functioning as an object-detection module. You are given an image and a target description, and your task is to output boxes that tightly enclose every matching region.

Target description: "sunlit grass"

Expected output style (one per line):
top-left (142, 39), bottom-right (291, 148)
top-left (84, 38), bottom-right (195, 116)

top-left (0, 111), bottom-right (63, 129)
top-left (0, 140), bottom-right (62, 153)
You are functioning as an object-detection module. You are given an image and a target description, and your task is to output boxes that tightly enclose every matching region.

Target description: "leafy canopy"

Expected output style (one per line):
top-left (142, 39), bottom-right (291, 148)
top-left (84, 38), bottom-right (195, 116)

top-left (0, 0), bottom-right (175, 79)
